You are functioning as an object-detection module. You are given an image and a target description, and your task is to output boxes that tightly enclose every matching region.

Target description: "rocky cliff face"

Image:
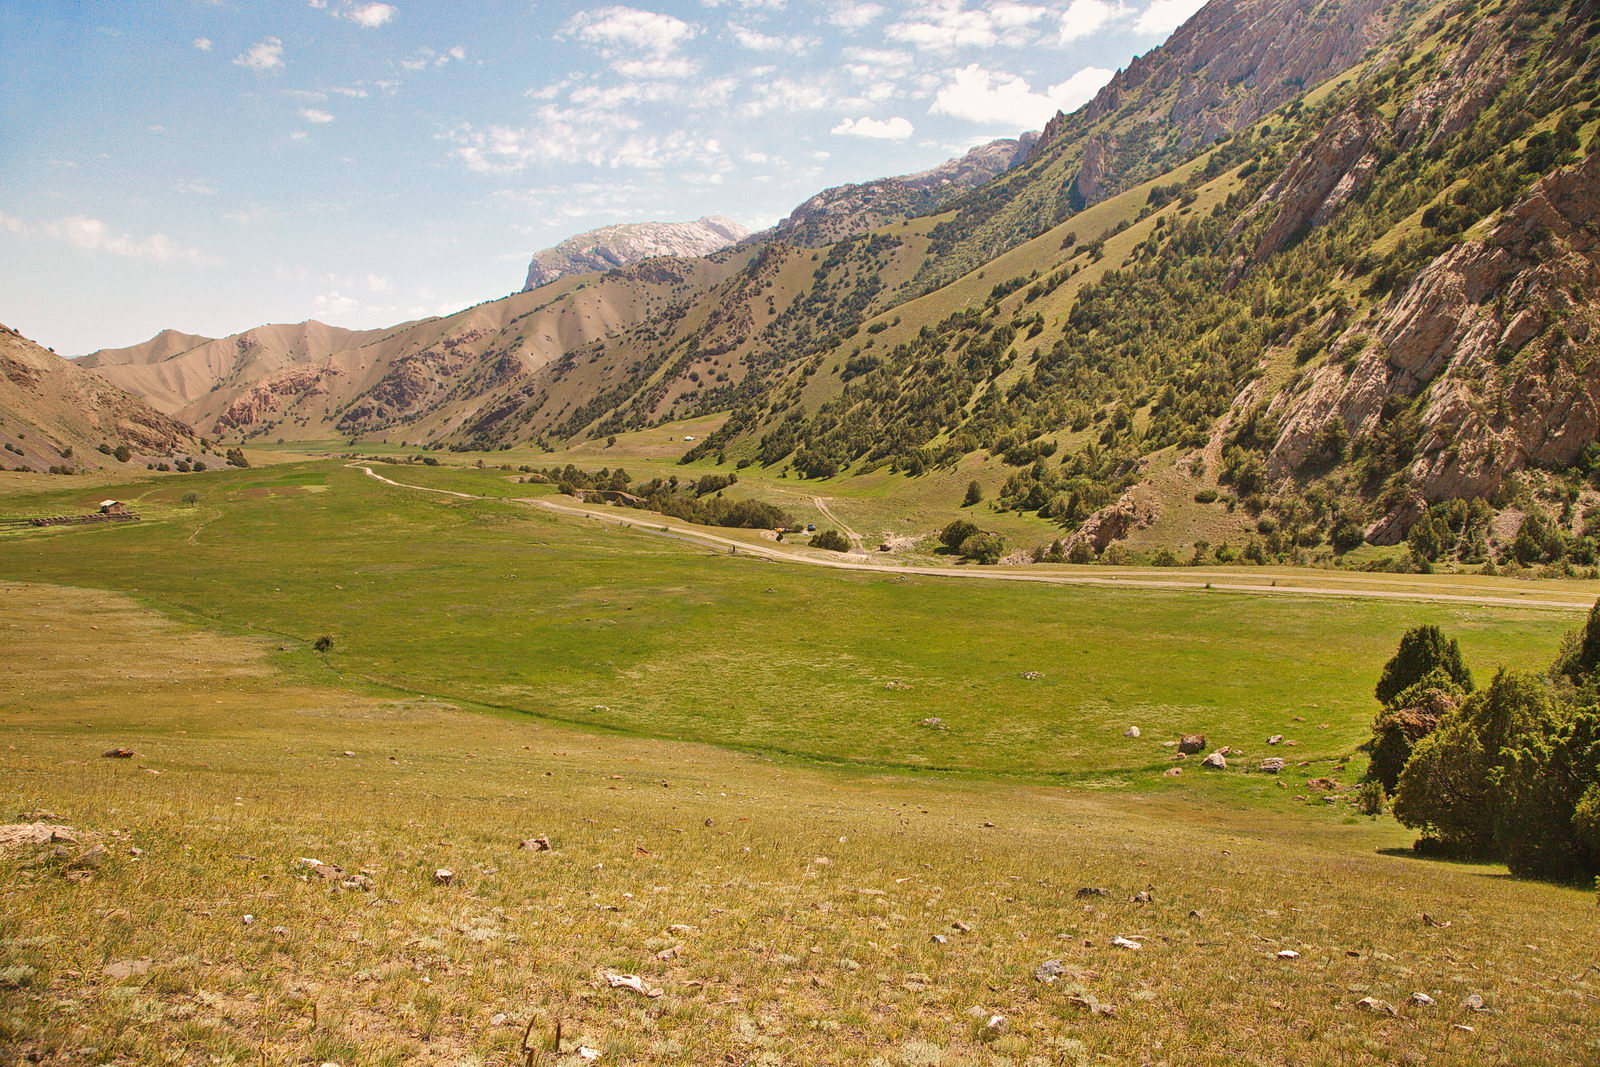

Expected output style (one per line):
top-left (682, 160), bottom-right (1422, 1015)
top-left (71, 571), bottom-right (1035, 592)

top-left (0, 323), bottom-right (199, 470)
top-left (773, 135), bottom-right (1038, 246)
top-left (1269, 149), bottom-right (1600, 540)
top-left (522, 216), bottom-right (749, 292)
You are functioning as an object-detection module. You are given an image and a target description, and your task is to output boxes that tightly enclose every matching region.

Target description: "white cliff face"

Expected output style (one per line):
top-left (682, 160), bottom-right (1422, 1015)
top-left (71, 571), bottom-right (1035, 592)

top-left (522, 216), bottom-right (750, 292)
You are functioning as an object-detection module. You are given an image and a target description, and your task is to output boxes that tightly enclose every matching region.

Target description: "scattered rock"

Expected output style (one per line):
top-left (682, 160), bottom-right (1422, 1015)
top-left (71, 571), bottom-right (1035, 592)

top-left (1461, 992), bottom-right (1488, 1012)
top-left (1161, 740), bottom-right (1178, 748)
top-left (1422, 913), bottom-right (1451, 928)
top-left (0, 823), bottom-right (78, 854)
top-left (1177, 734), bottom-right (1207, 755)
top-left (102, 748), bottom-right (135, 759)
top-left (1201, 752), bottom-right (1227, 770)
top-left (930, 934), bottom-right (948, 944)
top-left (1124, 726), bottom-right (1141, 738)
top-left (919, 717), bottom-right (946, 729)
top-left (1259, 757), bottom-right (1286, 774)
top-left (294, 857), bottom-right (343, 880)
top-left (1355, 997), bottom-right (1398, 1017)
top-left (1276, 949), bottom-right (1299, 959)
top-left (341, 751), bottom-right (356, 758)
top-left (242, 914), bottom-right (255, 926)
top-left (656, 945), bottom-right (680, 961)
top-left (1020, 671), bottom-right (1043, 679)
top-left (1410, 992), bottom-right (1436, 1006)
top-left (1075, 887), bottom-right (1109, 898)
top-left (1109, 936), bottom-right (1142, 950)
top-left (979, 1014), bottom-right (1009, 1041)
top-left (71, 844), bottom-right (107, 869)
top-left (1307, 777), bottom-right (1339, 791)
top-left (1267, 735), bottom-right (1284, 745)
top-left (951, 920), bottom-right (973, 932)
top-left (1067, 992), bottom-right (1116, 1017)
top-left (1164, 767), bottom-right (1183, 777)
top-left (519, 835), bottom-right (552, 851)
top-left (1034, 959), bottom-right (1066, 981)
top-left (604, 972), bottom-right (662, 998)
top-left (1131, 890), bottom-right (1152, 904)
top-left (433, 868), bottom-right (455, 886)
top-left (340, 874), bottom-right (374, 892)
top-left (577, 1046), bottom-right (601, 1061)
top-left (666, 924), bottom-right (696, 935)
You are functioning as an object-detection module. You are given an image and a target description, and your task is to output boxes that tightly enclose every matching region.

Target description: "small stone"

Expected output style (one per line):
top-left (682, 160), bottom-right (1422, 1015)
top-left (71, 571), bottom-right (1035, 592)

top-left (102, 748), bottom-right (135, 759)
top-left (1075, 886), bottom-right (1109, 898)
top-left (1409, 992), bottom-right (1435, 1006)
top-left (576, 1047), bottom-right (601, 1061)
top-left (930, 934), bottom-right (948, 944)
top-left (1259, 757), bottom-right (1286, 774)
top-left (519, 835), bottom-right (552, 851)
top-left (1201, 751), bottom-right (1227, 770)
top-left (980, 1014), bottom-right (1008, 1041)
top-left (1034, 959), bottom-right (1066, 981)
top-left (919, 717), bottom-right (946, 729)
top-left (1131, 890), bottom-right (1152, 903)
top-left (1177, 734), bottom-right (1207, 755)
top-left (1276, 949), bottom-right (1299, 959)
top-left (656, 945), bottom-right (680, 961)
top-left (433, 868), bottom-right (455, 885)
top-left (1164, 767), bottom-right (1183, 777)
top-left (490, 1012), bottom-right (508, 1026)
top-left (71, 844), bottom-right (107, 869)
top-left (342, 751), bottom-right (356, 757)
top-left (1355, 997), bottom-right (1398, 1017)
top-left (1267, 734), bottom-right (1283, 745)
top-left (1461, 993), bottom-right (1488, 1012)
top-left (242, 914), bottom-right (255, 925)
top-left (1110, 936), bottom-right (1142, 950)
top-left (951, 920), bottom-right (973, 932)
top-left (1307, 777), bottom-right (1339, 792)
top-left (1124, 726), bottom-right (1140, 738)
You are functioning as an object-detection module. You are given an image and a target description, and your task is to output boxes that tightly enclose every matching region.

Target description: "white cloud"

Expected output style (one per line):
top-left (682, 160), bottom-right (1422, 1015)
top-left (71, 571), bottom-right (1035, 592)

top-left (737, 77), bottom-right (836, 117)
top-left (610, 55), bottom-right (700, 78)
top-left (731, 25), bottom-right (817, 52)
top-left (400, 45), bottom-right (466, 70)
top-left (931, 63), bottom-right (1113, 125)
top-left (193, 37), bottom-right (213, 51)
top-left (174, 180), bottom-right (217, 196)
top-left (1058, 0), bottom-right (1122, 42)
top-left (339, 2), bottom-right (397, 27)
top-left (447, 108), bottom-right (728, 174)
top-left (1134, 0), bottom-right (1205, 34)
top-left (313, 290), bottom-right (360, 316)
top-left (887, 2), bottom-right (1044, 52)
top-left (827, 2), bottom-right (885, 29)
top-left (301, 108), bottom-right (335, 123)
top-left (234, 38), bottom-right (284, 73)
top-left (563, 7), bottom-right (696, 55)
top-left (831, 115), bottom-right (913, 140)
top-left (18, 215), bottom-right (215, 264)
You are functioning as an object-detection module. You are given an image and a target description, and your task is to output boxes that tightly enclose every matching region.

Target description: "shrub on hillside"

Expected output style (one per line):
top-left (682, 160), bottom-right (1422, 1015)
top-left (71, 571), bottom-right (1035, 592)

top-left (940, 519), bottom-right (979, 550)
top-left (958, 532), bottom-right (1007, 565)
top-left (810, 529), bottom-right (850, 552)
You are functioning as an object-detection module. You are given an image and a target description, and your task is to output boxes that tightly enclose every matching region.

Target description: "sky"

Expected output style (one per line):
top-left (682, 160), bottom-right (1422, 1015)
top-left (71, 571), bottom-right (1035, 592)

top-left (0, 0), bottom-right (1203, 356)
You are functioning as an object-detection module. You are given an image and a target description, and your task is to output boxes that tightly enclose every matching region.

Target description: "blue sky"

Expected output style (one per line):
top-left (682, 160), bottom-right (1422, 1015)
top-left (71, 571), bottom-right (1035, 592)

top-left (0, 0), bottom-right (1202, 355)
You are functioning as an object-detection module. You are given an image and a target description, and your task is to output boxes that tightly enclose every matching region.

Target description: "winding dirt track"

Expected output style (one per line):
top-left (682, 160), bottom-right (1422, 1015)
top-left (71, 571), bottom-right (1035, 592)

top-left (352, 465), bottom-right (1593, 612)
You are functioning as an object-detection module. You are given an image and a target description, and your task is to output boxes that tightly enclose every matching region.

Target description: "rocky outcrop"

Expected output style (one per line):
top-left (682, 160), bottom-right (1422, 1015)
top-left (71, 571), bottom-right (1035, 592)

top-left (1067, 490), bottom-right (1159, 553)
top-left (522, 217), bottom-right (748, 291)
top-left (773, 135), bottom-right (1038, 246)
top-left (213, 364), bottom-right (340, 434)
top-left (1238, 108), bottom-right (1385, 265)
top-left (1270, 149), bottom-right (1600, 540)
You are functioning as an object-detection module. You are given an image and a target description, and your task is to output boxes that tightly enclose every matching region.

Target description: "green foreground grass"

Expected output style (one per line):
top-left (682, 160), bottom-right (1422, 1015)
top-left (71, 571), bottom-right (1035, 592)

top-left (2, 462), bottom-right (1598, 1065)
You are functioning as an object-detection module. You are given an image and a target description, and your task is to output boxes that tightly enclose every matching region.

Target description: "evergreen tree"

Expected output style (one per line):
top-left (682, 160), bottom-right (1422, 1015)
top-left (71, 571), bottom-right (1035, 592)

top-left (1375, 625), bottom-right (1472, 707)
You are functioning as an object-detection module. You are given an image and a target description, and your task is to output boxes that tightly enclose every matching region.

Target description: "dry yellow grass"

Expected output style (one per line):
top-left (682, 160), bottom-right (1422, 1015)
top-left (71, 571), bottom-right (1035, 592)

top-left (3, 581), bottom-right (1597, 1066)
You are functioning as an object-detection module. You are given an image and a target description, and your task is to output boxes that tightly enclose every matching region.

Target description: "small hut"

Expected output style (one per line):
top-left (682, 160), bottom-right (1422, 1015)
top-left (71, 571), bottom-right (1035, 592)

top-left (98, 500), bottom-right (128, 515)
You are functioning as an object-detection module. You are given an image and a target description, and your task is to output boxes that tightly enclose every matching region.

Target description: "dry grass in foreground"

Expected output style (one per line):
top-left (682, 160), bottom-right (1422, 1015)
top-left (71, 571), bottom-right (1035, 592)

top-left (2, 582), bottom-right (1597, 1066)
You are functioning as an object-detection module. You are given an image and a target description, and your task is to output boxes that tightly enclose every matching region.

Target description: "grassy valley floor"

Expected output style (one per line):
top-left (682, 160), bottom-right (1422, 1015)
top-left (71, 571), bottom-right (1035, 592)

top-left (2, 462), bottom-right (1598, 1065)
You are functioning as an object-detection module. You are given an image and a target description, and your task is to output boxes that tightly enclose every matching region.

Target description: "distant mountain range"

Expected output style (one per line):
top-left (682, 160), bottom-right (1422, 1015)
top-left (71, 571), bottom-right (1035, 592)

top-left (523, 216), bottom-right (750, 291)
top-left (18, 0), bottom-right (1599, 563)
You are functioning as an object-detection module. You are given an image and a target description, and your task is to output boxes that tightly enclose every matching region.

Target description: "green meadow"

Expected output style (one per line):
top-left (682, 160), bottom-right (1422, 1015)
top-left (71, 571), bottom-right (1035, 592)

top-left (4, 461), bottom-right (1599, 1066)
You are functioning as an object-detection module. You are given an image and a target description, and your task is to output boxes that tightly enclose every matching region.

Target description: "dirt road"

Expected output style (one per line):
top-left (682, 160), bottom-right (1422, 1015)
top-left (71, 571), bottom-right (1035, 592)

top-left (352, 465), bottom-right (1593, 612)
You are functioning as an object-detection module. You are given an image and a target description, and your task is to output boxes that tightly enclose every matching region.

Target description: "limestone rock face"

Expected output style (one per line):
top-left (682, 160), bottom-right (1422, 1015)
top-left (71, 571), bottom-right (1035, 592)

top-left (773, 135), bottom-right (1038, 246)
top-left (1269, 149), bottom-right (1600, 540)
top-left (522, 217), bottom-right (749, 292)
top-left (1243, 108), bottom-right (1385, 264)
